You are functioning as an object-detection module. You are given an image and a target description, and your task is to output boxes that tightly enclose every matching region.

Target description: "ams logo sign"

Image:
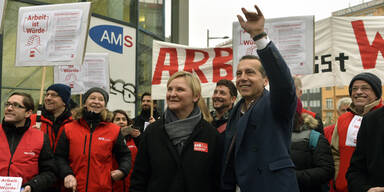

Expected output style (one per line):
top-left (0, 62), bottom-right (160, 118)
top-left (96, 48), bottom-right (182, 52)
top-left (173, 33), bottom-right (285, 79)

top-left (89, 25), bottom-right (133, 54)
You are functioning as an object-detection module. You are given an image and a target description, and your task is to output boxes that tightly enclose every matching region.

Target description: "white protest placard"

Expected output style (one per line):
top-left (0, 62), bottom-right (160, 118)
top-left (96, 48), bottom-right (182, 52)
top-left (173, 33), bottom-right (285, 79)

top-left (16, 2), bottom-right (91, 66)
top-left (345, 115), bottom-right (362, 147)
top-left (151, 40), bottom-right (233, 100)
top-left (54, 53), bottom-right (110, 94)
top-left (233, 16), bottom-right (314, 76)
top-left (301, 16), bottom-right (384, 89)
top-left (0, 0), bottom-right (6, 33)
top-left (0, 176), bottom-right (22, 192)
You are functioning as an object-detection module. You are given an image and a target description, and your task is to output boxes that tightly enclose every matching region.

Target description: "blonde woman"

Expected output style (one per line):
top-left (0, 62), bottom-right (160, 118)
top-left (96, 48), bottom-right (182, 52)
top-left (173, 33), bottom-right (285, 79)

top-left (55, 87), bottom-right (132, 192)
top-left (130, 71), bottom-right (220, 192)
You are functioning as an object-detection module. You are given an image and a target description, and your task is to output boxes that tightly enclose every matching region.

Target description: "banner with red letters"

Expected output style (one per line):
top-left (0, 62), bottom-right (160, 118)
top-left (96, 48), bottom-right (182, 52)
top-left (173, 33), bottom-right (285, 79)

top-left (152, 16), bottom-right (384, 97)
top-left (301, 16), bottom-right (384, 89)
top-left (151, 40), bottom-right (233, 99)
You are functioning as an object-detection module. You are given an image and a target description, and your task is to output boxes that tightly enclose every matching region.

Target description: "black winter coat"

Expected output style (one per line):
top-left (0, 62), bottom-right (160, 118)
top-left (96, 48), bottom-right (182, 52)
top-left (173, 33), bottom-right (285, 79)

top-left (291, 114), bottom-right (334, 192)
top-left (130, 117), bottom-right (221, 192)
top-left (347, 107), bottom-right (384, 192)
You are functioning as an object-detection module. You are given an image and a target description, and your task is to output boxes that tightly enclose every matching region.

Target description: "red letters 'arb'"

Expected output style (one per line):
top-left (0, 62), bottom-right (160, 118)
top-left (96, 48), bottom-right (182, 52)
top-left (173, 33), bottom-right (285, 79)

top-left (212, 48), bottom-right (233, 82)
top-left (184, 49), bottom-right (209, 83)
top-left (152, 48), bottom-right (179, 85)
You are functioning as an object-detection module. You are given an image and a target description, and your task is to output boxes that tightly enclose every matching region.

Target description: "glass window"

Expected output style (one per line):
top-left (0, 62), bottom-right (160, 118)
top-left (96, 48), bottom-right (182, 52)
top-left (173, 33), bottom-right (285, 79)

top-left (137, 31), bottom-right (156, 103)
top-left (89, 0), bottom-right (137, 24)
top-left (139, 0), bottom-right (164, 37)
top-left (38, 0), bottom-right (79, 3)
top-left (309, 100), bottom-right (314, 107)
top-left (1, 1), bottom-right (55, 115)
top-left (326, 98), bottom-right (333, 109)
top-left (325, 112), bottom-right (334, 125)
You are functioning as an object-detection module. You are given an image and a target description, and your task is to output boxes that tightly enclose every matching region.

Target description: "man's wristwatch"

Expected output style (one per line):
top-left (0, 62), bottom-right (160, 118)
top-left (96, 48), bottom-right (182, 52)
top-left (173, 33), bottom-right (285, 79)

top-left (253, 32), bottom-right (267, 41)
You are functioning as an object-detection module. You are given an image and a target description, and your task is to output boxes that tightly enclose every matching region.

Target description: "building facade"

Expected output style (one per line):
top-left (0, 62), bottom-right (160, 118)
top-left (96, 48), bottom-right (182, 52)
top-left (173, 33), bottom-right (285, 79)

top-left (0, 0), bottom-right (188, 116)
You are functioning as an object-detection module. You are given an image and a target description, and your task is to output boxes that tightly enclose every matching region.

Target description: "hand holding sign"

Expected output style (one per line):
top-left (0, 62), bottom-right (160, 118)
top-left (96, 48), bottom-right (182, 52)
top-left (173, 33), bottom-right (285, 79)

top-left (21, 186), bottom-right (31, 192)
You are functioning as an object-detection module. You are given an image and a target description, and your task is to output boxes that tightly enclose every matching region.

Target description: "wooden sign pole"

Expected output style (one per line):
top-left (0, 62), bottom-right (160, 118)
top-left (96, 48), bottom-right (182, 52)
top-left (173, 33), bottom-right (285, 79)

top-left (36, 66), bottom-right (47, 129)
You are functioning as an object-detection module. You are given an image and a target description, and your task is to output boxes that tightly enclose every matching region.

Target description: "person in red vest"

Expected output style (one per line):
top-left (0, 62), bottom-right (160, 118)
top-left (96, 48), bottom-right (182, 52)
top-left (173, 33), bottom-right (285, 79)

top-left (55, 87), bottom-right (132, 192)
top-left (293, 76), bottom-right (324, 134)
top-left (331, 72), bottom-right (382, 192)
top-left (112, 109), bottom-right (138, 192)
top-left (30, 83), bottom-right (73, 151)
top-left (0, 92), bottom-right (56, 192)
top-left (210, 79), bottom-right (237, 134)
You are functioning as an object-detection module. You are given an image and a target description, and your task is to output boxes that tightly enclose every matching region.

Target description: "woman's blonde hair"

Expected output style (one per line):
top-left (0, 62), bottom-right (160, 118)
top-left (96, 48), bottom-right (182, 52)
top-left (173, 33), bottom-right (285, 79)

top-left (167, 71), bottom-right (213, 123)
top-left (71, 107), bottom-right (114, 122)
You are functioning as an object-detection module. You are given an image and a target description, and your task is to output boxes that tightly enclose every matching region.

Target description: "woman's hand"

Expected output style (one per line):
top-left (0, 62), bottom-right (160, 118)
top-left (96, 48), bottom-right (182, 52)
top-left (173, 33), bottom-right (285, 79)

top-left (64, 175), bottom-right (77, 192)
top-left (111, 169), bottom-right (125, 181)
top-left (130, 128), bottom-right (141, 138)
top-left (21, 186), bottom-right (31, 192)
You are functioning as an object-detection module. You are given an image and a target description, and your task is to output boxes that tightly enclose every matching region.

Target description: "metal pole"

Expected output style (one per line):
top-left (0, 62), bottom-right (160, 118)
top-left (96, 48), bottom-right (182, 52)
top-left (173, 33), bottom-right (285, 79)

top-left (207, 29), bottom-right (209, 47)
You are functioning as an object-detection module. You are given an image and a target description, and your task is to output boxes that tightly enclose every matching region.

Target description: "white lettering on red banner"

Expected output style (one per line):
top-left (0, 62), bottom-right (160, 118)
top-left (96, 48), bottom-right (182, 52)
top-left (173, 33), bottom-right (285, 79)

top-left (194, 142), bottom-right (208, 153)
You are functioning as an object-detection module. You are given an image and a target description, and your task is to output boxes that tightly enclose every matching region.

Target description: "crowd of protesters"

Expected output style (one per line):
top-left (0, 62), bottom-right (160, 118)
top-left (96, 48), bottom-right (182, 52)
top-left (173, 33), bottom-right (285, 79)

top-left (2, 4), bottom-right (384, 192)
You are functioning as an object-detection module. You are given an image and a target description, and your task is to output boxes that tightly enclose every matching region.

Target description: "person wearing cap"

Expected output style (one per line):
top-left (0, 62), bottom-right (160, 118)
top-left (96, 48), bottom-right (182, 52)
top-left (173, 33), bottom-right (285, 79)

top-left (30, 83), bottom-right (73, 151)
top-left (330, 72), bottom-right (383, 192)
top-left (346, 90), bottom-right (384, 192)
top-left (55, 87), bottom-right (132, 192)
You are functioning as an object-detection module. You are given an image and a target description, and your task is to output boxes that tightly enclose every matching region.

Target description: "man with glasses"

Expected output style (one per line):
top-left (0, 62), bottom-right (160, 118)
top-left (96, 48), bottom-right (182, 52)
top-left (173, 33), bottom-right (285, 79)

top-left (331, 72), bottom-right (382, 192)
top-left (30, 84), bottom-right (72, 152)
top-left (0, 92), bottom-right (56, 192)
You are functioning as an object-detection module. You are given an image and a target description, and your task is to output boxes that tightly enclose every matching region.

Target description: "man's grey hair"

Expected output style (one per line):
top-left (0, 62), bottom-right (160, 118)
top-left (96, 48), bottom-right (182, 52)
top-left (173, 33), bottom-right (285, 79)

top-left (337, 97), bottom-right (352, 110)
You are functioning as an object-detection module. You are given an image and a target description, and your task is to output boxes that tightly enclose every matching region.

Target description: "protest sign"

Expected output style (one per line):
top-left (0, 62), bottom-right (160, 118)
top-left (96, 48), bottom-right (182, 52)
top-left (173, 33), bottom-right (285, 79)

top-left (233, 16), bottom-right (314, 76)
top-left (86, 16), bottom-right (136, 114)
top-left (0, 176), bottom-right (22, 192)
top-left (15, 2), bottom-right (91, 66)
top-left (0, 0), bottom-right (6, 33)
top-left (54, 53), bottom-right (110, 94)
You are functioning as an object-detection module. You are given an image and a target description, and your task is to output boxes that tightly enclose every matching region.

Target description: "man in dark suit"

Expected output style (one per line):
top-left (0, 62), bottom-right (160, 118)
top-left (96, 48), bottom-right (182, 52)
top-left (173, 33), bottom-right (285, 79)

top-left (221, 5), bottom-right (299, 192)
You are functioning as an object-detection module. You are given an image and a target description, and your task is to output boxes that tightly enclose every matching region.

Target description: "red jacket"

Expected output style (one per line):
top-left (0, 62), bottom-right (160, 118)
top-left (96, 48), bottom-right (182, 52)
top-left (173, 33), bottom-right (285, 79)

top-left (113, 137), bottom-right (138, 192)
top-left (335, 103), bottom-right (382, 192)
top-left (302, 108), bottom-right (316, 118)
top-left (30, 113), bottom-right (72, 151)
top-left (61, 119), bottom-right (124, 192)
top-left (0, 125), bottom-right (44, 185)
top-left (324, 124), bottom-right (335, 144)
